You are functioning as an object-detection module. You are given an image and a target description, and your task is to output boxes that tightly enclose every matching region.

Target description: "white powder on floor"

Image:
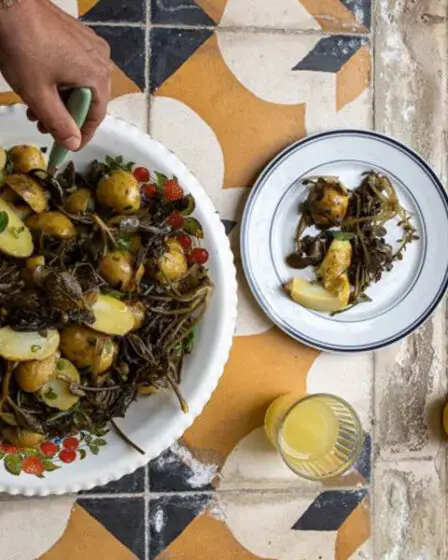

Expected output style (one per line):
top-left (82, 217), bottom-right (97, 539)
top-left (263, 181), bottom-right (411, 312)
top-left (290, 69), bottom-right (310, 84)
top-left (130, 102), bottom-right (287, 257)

top-left (171, 442), bottom-right (219, 488)
top-left (153, 508), bottom-right (165, 533)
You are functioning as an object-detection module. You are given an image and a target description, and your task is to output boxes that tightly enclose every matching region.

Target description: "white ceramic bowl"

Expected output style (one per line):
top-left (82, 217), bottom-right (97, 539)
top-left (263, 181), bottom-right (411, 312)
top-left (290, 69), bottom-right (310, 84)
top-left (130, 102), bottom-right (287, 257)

top-left (0, 105), bottom-right (237, 495)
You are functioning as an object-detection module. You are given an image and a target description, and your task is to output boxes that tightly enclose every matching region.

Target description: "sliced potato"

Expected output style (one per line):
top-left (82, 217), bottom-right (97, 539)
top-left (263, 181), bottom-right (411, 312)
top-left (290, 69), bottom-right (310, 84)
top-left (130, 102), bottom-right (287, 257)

top-left (0, 326), bottom-right (60, 361)
top-left (26, 211), bottom-right (76, 239)
top-left (5, 173), bottom-right (48, 213)
top-left (91, 294), bottom-right (135, 336)
top-left (0, 198), bottom-right (33, 258)
top-left (40, 358), bottom-right (80, 411)
top-left (14, 353), bottom-right (57, 392)
top-left (10, 203), bottom-right (33, 221)
top-left (285, 277), bottom-right (347, 313)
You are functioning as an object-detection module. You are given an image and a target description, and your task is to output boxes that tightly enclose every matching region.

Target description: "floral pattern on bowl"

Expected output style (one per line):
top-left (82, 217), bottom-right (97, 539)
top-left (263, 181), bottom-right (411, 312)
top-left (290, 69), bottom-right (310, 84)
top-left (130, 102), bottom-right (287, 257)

top-left (0, 429), bottom-right (109, 477)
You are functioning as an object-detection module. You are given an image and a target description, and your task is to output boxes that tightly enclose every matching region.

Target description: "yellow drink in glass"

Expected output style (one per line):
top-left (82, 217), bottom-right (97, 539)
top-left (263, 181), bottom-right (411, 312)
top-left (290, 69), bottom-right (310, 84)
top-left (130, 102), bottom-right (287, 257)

top-left (265, 393), bottom-right (363, 480)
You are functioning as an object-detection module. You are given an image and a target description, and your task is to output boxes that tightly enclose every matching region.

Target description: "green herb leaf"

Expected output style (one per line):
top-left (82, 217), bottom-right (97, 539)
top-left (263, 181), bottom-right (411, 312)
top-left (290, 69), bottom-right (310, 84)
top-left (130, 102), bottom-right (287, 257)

top-left (183, 217), bottom-right (204, 239)
top-left (4, 455), bottom-right (22, 476)
top-left (42, 459), bottom-right (60, 471)
top-left (9, 226), bottom-right (24, 239)
top-left (0, 211), bottom-right (9, 234)
top-left (105, 340), bottom-right (113, 354)
top-left (79, 448), bottom-right (87, 460)
top-left (183, 330), bottom-right (195, 354)
top-left (155, 172), bottom-right (168, 188)
top-left (31, 345), bottom-right (41, 353)
top-left (43, 387), bottom-right (58, 401)
top-left (331, 231), bottom-right (356, 241)
top-left (56, 360), bottom-right (64, 371)
top-left (179, 194), bottom-right (196, 216)
top-left (115, 234), bottom-right (132, 251)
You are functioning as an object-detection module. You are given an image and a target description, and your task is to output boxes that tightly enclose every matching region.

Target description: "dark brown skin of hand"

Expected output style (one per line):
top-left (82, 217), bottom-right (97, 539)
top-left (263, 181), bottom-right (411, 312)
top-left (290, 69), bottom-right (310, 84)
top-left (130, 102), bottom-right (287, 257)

top-left (0, 0), bottom-right (111, 150)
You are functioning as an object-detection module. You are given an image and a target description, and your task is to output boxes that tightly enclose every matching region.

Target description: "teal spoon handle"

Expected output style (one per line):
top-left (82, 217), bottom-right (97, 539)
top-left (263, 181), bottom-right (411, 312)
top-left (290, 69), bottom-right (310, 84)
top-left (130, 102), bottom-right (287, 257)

top-left (48, 87), bottom-right (92, 171)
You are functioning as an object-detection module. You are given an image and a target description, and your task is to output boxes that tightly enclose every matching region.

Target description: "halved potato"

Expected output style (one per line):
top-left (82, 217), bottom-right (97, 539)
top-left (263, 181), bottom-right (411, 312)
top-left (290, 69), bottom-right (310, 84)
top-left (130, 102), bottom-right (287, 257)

top-left (26, 211), bottom-right (76, 239)
top-left (5, 173), bottom-right (48, 213)
top-left (0, 326), bottom-right (60, 361)
top-left (1, 427), bottom-right (44, 449)
top-left (285, 277), bottom-right (347, 313)
top-left (0, 198), bottom-right (33, 258)
top-left (40, 358), bottom-right (80, 411)
top-left (91, 294), bottom-right (135, 336)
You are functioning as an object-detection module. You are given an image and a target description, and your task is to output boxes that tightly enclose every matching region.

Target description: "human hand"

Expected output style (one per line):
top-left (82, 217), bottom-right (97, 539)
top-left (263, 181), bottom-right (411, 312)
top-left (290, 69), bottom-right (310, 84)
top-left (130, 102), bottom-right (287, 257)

top-left (0, 0), bottom-right (111, 150)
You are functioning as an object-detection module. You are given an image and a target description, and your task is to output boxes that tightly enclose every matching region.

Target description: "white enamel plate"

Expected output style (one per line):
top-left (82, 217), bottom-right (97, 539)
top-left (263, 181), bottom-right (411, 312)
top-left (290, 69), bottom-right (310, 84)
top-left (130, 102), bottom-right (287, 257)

top-left (0, 105), bottom-right (237, 495)
top-left (241, 130), bottom-right (448, 352)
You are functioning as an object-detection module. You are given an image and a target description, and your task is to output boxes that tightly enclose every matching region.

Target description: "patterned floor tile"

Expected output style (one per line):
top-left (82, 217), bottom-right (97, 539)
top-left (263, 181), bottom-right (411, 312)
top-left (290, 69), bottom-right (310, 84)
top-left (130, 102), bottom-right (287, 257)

top-left (149, 442), bottom-right (218, 492)
top-left (80, 0), bottom-right (146, 22)
top-left (150, 491), bottom-right (371, 559)
top-left (150, 493), bottom-right (211, 559)
top-left (81, 466), bottom-right (145, 494)
top-left (151, 0), bottom-right (217, 26)
top-left (77, 497), bottom-right (145, 559)
top-left (92, 26), bottom-right (146, 92)
top-left (149, 0), bottom-right (371, 31)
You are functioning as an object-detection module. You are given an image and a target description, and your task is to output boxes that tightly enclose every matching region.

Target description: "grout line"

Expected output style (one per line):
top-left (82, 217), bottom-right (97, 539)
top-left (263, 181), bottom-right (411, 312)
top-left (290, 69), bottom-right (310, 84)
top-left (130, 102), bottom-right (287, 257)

top-left (86, 20), bottom-right (371, 37)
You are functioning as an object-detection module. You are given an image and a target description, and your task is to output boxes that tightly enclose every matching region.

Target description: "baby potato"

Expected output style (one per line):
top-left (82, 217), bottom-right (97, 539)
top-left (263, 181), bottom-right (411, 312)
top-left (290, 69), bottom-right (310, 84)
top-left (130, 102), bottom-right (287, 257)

top-left (97, 170), bottom-right (141, 214)
top-left (318, 239), bottom-right (352, 289)
top-left (26, 255), bottom-right (45, 274)
top-left (26, 211), bottom-right (76, 239)
top-left (40, 358), bottom-right (81, 411)
top-left (5, 174), bottom-right (48, 213)
top-left (309, 180), bottom-right (349, 226)
top-left (9, 145), bottom-right (46, 174)
top-left (128, 301), bottom-right (146, 330)
top-left (14, 353), bottom-right (57, 393)
top-left (1, 426), bottom-right (45, 449)
top-left (59, 325), bottom-right (114, 374)
top-left (157, 239), bottom-right (188, 282)
top-left (65, 188), bottom-right (95, 213)
top-left (99, 250), bottom-right (144, 292)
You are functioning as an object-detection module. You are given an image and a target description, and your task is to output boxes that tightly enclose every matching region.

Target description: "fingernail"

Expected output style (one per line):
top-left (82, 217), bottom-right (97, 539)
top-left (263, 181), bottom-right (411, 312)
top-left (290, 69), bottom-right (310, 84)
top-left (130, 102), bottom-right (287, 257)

top-left (65, 136), bottom-right (81, 151)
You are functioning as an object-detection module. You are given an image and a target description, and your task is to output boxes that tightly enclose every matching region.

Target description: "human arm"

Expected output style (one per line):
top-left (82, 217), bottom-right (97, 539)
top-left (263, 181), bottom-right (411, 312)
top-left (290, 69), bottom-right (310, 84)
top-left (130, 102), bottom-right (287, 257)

top-left (0, 0), bottom-right (111, 150)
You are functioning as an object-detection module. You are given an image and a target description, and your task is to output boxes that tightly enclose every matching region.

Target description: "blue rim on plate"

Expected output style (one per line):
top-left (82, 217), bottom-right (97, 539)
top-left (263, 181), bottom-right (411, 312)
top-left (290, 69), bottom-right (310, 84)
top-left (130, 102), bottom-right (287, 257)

top-left (240, 129), bottom-right (448, 353)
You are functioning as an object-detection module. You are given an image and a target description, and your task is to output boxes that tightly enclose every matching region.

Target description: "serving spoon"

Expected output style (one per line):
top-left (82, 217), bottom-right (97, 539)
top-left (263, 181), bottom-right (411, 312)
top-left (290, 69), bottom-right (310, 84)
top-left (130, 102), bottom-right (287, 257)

top-left (47, 87), bottom-right (92, 176)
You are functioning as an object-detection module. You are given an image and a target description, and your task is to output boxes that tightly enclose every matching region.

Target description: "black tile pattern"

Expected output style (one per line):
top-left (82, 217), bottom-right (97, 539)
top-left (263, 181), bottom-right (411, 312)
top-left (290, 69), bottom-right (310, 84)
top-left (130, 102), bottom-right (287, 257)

top-left (354, 433), bottom-right (371, 482)
top-left (82, 0), bottom-right (146, 23)
top-left (151, 0), bottom-right (216, 26)
top-left (81, 466), bottom-right (145, 494)
top-left (79, 497), bottom-right (146, 559)
top-left (150, 28), bottom-right (214, 92)
top-left (149, 447), bottom-right (215, 493)
top-left (291, 489), bottom-right (368, 531)
top-left (92, 26), bottom-right (146, 90)
top-left (340, 0), bottom-right (371, 29)
top-left (150, 494), bottom-right (211, 559)
top-left (293, 36), bottom-right (367, 73)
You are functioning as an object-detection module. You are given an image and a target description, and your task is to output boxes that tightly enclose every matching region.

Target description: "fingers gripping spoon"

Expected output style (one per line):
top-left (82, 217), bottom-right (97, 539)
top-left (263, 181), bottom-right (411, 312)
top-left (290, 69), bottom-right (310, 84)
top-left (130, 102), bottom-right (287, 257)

top-left (47, 88), bottom-right (92, 176)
